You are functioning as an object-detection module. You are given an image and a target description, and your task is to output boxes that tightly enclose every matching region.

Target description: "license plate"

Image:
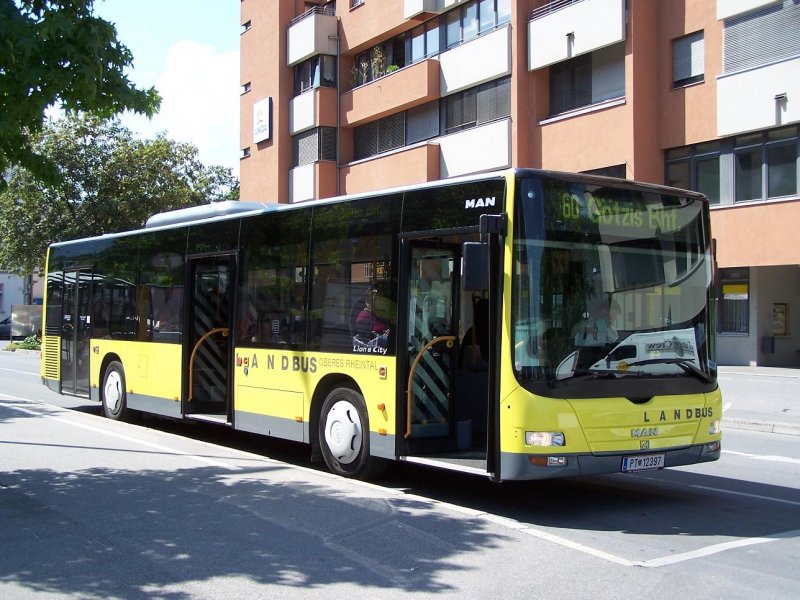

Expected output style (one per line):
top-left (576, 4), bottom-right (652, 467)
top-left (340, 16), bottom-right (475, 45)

top-left (622, 453), bottom-right (665, 472)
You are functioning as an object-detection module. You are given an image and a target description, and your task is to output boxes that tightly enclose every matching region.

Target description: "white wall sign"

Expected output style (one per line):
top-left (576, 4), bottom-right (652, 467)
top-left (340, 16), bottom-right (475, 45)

top-left (253, 97), bottom-right (272, 144)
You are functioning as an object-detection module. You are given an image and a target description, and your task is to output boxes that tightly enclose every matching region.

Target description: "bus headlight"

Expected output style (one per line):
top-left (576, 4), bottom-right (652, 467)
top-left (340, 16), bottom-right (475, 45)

top-left (525, 431), bottom-right (565, 446)
top-left (708, 419), bottom-right (721, 435)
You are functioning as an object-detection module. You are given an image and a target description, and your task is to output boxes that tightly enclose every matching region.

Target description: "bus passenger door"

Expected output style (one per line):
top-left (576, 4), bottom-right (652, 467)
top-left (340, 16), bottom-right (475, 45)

top-left (61, 269), bottom-right (93, 397)
top-left (402, 241), bottom-right (460, 451)
top-left (185, 255), bottom-right (235, 422)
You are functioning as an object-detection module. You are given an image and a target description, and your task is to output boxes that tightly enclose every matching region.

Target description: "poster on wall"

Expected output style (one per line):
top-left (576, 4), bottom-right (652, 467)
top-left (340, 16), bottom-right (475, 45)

top-left (773, 303), bottom-right (788, 336)
top-left (253, 97), bottom-right (272, 144)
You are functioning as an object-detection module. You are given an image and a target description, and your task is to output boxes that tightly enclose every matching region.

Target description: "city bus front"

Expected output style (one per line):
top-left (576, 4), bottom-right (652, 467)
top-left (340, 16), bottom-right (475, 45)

top-left (502, 172), bottom-right (721, 480)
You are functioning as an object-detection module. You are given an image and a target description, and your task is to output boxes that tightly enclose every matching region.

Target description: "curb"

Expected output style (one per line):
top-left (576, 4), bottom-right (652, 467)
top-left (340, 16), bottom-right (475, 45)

top-left (723, 417), bottom-right (800, 436)
top-left (1, 348), bottom-right (41, 356)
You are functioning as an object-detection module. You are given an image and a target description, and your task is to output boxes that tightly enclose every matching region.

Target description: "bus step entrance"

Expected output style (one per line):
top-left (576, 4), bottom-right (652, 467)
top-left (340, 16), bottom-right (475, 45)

top-left (187, 413), bottom-right (230, 425)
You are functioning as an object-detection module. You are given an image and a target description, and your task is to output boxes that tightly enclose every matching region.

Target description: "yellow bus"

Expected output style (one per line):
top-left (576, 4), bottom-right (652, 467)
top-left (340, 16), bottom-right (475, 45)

top-left (42, 168), bottom-right (721, 480)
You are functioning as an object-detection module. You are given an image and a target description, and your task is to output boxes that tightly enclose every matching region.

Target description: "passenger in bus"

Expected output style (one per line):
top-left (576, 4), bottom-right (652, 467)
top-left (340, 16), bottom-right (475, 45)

top-left (571, 298), bottom-right (621, 346)
top-left (355, 287), bottom-right (389, 340)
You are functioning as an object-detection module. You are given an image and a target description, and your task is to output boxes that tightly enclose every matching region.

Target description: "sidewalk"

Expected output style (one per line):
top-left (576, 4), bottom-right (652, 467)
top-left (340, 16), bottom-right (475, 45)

top-left (718, 365), bottom-right (800, 436)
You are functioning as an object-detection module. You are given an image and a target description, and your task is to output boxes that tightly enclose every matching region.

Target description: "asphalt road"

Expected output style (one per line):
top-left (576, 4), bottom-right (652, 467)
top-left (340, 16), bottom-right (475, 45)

top-left (1, 349), bottom-right (798, 599)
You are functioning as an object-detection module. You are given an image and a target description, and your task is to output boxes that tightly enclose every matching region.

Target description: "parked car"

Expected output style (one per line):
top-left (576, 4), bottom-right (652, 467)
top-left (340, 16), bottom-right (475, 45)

top-left (0, 317), bottom-right (11, 340)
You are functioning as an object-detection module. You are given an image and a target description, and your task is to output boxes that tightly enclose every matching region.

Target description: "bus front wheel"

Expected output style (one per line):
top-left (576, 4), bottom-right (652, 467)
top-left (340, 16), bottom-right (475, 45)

top-left (102, 361), bottom-right (128, 421)
top-left (318, 386), bottom-right (384, 479)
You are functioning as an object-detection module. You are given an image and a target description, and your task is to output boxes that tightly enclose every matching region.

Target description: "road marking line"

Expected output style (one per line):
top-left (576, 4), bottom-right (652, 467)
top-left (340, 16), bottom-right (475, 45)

top-left (635, 530), bottom-right (800, 568)
top-left (517, 527), bottom-right (637, 566)
top-left (0, 396), bottom-right (242, 471)
top-left (0, 366), bottom-right (40, 377)
top-left (689, 484), bottom-right (800, 507)
top-left (723, 449), bottom-right (800, 466)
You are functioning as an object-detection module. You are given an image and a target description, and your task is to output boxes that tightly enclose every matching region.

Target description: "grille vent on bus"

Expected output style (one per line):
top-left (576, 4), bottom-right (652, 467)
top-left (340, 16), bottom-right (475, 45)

top-left (43, 336), bottom-right (60, 380)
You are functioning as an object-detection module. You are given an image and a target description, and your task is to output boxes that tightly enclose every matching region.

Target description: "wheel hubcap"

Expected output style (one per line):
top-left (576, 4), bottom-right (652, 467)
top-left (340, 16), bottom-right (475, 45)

top-left (104, 371), bottom-right (122, 413)
top-left (324, 400), bottom-right (362, 464)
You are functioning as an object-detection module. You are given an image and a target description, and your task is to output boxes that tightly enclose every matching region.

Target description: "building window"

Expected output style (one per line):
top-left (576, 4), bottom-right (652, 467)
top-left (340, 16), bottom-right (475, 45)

top-left (354, 113), bottom-right (406, 160)
top-left (295, 55), bottom-right (336, 95)
top-left (666, 142), bottom-right (723, 205)
top-left (549, 43), bottom-right (625, 115)
top-left (444, 76), bottom-right (510, 134)
top-left (672, 31), bottom-right (704, 87)
top-left (668, 128), bottom-right (800, 205)
top-left (241, 147), bottom-right (251, 159)
top-left (734, 127), bottom-right (799, 202)
top-left (242, 20), bottom-right (251, 33)
top-left (241, 82), bottom-right (252, 95)
top-left (292, 127), bottom-right (336, 167)
top-left (446, 0), bottom-right (509, 48)
top-left (410, 20), bottom-right (440, 63)
top-left (352, 77), bottom-right (509, 161)
top-left (719, 268), bottom-right (749, 334)
top-left (723, 0), bottom-right (800, 74)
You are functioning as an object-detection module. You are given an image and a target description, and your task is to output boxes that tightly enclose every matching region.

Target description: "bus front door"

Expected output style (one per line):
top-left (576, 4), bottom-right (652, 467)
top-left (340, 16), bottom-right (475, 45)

top-left (61, 269), bottom-right (92, 397)
top-left (185, 255), bottom-right (235, 422)
top-left (402, 241), bottom-right (460, 453)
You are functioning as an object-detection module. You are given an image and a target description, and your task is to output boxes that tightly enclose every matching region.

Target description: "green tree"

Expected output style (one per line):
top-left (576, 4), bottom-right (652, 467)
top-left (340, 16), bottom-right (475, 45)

top-left (0, 0), bottom-right (160, 185)
top-left (0, 114), bottom-right (239, 273)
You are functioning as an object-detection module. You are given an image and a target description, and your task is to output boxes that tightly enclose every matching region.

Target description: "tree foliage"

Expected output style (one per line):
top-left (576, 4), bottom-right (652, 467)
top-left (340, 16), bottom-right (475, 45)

top-left (0, 114), bottom-right (239, 274)
top-left (0, 0), bottom-right (160, 185)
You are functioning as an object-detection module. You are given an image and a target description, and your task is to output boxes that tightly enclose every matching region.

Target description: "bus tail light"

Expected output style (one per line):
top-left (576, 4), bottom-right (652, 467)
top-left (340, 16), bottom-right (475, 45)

top-left (525, 431), bottom-right (565, 447)
top-left (708, 419), bottom-right (721, 435)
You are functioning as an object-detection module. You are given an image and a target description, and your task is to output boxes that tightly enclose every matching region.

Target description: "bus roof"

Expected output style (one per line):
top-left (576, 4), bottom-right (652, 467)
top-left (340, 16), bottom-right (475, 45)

top-left (49, 167), bottom-right (707, 248)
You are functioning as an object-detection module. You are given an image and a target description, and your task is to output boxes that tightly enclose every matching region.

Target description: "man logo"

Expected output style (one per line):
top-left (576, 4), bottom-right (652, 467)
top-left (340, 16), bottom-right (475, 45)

top-left (640, 440), bottom-right (650, 450)
top-left (464, 196), bottom-right (496, 209)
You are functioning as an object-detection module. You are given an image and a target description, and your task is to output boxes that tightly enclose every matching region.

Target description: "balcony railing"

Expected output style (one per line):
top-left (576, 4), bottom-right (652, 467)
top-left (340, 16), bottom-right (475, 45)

top-left (529, 0), bottom-right (585, 21)
top-left (289, 5), bottom-right (336, 28)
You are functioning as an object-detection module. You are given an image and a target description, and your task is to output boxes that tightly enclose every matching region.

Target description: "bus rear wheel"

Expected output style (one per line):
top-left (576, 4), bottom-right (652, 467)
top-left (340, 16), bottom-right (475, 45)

top-left (318, 386), bottom-right (385, 479)
top-left (102, 361), bottom-right (128, 421)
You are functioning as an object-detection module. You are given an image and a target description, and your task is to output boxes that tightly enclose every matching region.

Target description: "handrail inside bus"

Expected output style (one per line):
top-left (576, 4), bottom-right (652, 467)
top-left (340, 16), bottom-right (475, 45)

top-left (405, 335), bottom-right (456, 439)
top-left (187, 328), bottom-right (230, 403)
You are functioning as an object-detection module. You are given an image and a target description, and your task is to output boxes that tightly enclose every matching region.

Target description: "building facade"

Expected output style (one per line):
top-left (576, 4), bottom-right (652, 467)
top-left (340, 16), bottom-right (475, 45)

top-left (239, 0), bottom-right (800, 366)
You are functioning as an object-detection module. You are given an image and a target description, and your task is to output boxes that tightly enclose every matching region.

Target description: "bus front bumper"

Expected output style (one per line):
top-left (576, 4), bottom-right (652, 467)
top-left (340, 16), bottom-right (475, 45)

top-left (499, 442), bottom-right (721, 481)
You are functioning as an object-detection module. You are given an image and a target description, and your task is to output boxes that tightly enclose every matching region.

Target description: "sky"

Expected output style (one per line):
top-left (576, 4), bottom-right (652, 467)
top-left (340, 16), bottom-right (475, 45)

top-left (93, 0), bottom-right (241, 175)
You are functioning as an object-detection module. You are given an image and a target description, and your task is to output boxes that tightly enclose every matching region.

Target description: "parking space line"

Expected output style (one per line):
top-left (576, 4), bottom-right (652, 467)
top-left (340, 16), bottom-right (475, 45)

top-left (0, 396), bottom-right (242, 471)
top-left (723, 449), bottom-right (800, 466)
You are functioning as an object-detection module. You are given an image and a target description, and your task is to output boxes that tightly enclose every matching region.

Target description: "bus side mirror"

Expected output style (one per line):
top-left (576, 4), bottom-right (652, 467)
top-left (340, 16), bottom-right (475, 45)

top-left (462, 242), bottom-right (488, 291)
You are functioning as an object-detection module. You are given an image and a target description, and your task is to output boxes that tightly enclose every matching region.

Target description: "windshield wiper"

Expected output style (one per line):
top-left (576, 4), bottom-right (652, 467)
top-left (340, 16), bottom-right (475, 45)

top-left (624, 358), bottom-right (713, 384)
top-left (556, 369), bottom-right (644, 383)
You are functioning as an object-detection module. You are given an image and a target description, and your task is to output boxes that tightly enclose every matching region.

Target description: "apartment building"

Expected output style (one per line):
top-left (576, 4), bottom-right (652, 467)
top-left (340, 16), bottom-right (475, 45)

top-left (239, 0), bottom-right (800, 366)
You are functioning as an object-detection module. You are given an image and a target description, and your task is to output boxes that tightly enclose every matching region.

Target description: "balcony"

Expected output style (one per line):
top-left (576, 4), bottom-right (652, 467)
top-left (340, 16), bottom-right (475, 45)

top-left (717, 57), bottom-right (800, 137)
top-left (287, 7), bottom-right (338, 67)
top-left (717, 0), bottom-right (781, 20)
top-left (341, 142), bottom-right (440, 195)
top-left (341, 59), bottom-right (440, 127)
top-left (290, 87), bottom-right (338, 135)
top-left (289, 161), bottom-right (338, 203)
top-left (403, 0), bottom-right (470, 19)
top-left (528, 0), bottom-right (626, 71)
top-left (439, 25), bottom-right (511, 95)
top-left (339, 1), bottom-right (408, 53)
top-left (438, 118), bottom-right (511, 178)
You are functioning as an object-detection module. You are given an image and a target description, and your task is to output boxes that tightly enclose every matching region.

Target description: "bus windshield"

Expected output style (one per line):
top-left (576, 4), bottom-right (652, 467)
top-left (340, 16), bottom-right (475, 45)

top-left (512, 175), bottom-right (716, 398)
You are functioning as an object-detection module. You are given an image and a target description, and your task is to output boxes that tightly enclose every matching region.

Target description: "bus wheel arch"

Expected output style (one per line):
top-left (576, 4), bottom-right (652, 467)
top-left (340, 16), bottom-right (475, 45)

top-left (101, 357), bottom-right (127, 421)
top-left (313, 376), bottom-right (385, 479)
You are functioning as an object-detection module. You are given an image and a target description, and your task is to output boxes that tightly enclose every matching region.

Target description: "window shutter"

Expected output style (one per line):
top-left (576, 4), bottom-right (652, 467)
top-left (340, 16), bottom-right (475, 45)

top-left (724, 0), bottom-right (800, 73)
top-left (673, 31), bottom-right (704, 84)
